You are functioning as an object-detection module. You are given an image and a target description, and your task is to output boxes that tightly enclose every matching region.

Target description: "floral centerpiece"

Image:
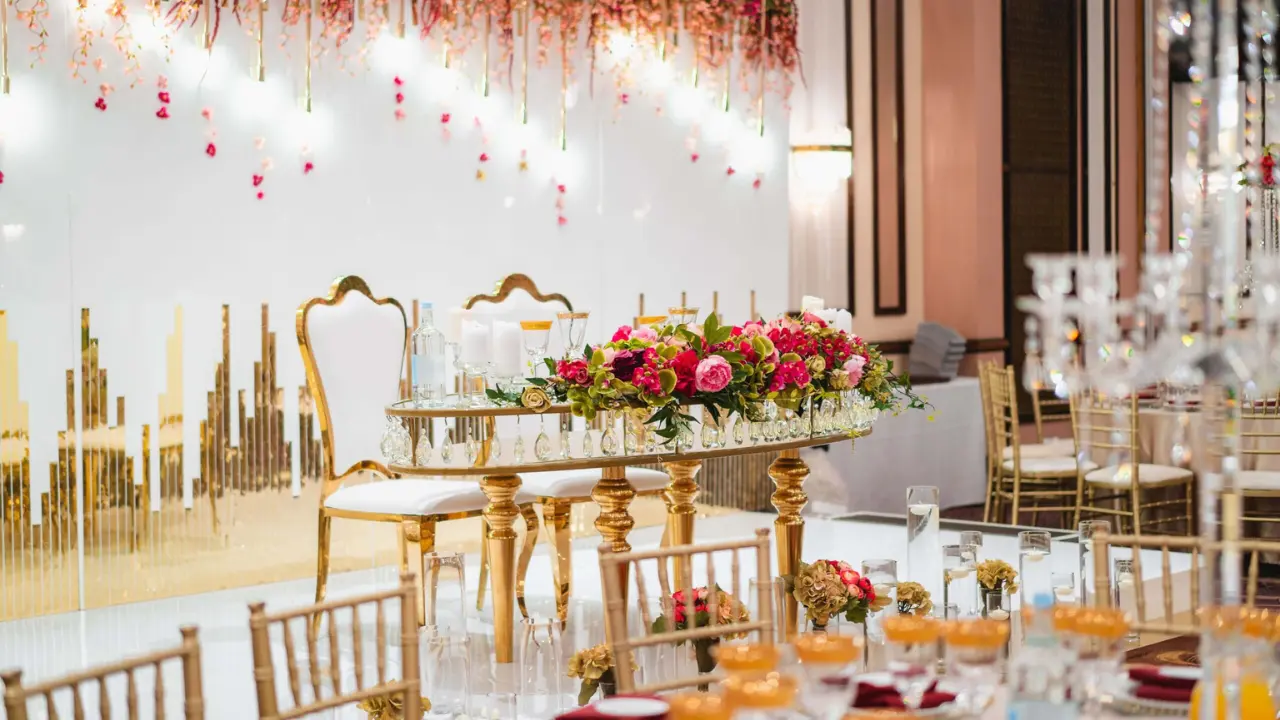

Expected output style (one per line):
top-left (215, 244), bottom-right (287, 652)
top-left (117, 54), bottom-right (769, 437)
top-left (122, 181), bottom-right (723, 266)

top-left (896, 581), bottom-right (933, 617)
top-left (357, 694), bottom-right (430, 720)
top-left (511, 311), bottom-right (925, 439)
top-left (976, 559), bottom-right (1018, 617)
top-left (651, 586), bottom-right (751, 681)
top-left (566, 644), bottom-right (638, 706)
top-left (782, 560), bottom-right (879, 631)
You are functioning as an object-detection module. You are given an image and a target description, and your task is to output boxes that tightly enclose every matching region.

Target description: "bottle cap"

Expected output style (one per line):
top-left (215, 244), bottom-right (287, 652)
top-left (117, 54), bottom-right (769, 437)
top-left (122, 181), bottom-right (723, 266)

top-left (419, 301), bottom-right (433, 310)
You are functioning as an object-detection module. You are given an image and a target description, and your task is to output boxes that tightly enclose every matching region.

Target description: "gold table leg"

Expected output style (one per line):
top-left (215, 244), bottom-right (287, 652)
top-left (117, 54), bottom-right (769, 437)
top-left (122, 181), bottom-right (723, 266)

top-left (481, 474), bottom-right (522, 663)
top-left (593, 466), bottom-right (636, 617)
top-left (662, 459), bottom-right (702, 589)
top-left (769, 449), bottom-right (808, 638)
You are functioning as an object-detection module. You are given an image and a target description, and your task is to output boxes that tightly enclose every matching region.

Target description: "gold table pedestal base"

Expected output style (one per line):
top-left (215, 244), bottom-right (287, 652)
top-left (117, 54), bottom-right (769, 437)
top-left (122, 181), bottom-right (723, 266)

top-left (480, 474), bottom-right (522, 663)
top-left (769, 448), bottom-right (809, 639)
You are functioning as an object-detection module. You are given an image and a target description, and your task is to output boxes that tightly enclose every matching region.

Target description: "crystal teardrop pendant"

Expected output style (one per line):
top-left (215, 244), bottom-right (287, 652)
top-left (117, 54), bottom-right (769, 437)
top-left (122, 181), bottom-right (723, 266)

top-left (559, 432), bottom-right (571, 459)
top-left (534, 430), bottom-right (552, 461)
top-left (700, 421), bottom-right (715, 449)
top-left (380, 417), bottom-right (398, 461)
top-left (440, 435), bottom-right (454, 464)
top-left (488, 435), bottom-right (502, 465)
top-left (465, 435), bottom-right (479, 465)
top-left (601, 426), bottom-right (618, 456)
top-left (582, 431), bottom-right (594, 458)
top-left (415, 428), bottom-right (432, 465)
top-left (514, 434), bottom-right (526, 463)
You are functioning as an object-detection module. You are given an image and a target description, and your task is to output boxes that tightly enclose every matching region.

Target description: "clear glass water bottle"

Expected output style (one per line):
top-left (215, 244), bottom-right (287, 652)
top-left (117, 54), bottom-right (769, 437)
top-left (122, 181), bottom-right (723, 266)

top-left (411, 302), bottom-right (447, 406)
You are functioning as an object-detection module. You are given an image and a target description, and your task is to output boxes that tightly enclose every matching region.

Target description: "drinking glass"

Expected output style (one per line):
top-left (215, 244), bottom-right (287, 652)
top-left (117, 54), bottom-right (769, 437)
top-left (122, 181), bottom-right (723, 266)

top-left (862, 559), bottom-right (898, 643)
top-left (1052, 572), bottom-right (1076, 605)
top-left (1078, 520), bottom-right (1111, 605)
top-left (1018, 530), bottom-right (1053, 601)
top-left (423, 635), bottom-right (471, 718)
top-left (556, 311), bottom-right (590, 357)
top-left (668, 306), bottom-right (700, 325)
top-left (944, 618), bottom-right (1009, 714)
top-left (943, 544), bottom-right (977, 619)
top-left (520, 320), bottom-right (553, 377)
top-left (421, 552), bottom-right (467, 634)
top-left (905, 487), bottom-right (942, 614)
top-left (882, 616), bottom-right (941, 710)
top-left (793, 633), bottom-right (862, 720)
top-left (1112, 558), bottom-right (1140, 641)
top-left (480, 692), bottom-right (518, 720)
top-left (748, 577), bottom-right (788, 645)
top-left (519, 617), bottom-right (565, 717)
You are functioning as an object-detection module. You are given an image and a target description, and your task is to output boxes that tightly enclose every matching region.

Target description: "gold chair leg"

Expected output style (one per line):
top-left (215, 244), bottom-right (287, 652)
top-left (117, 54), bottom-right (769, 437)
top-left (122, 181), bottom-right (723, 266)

top-left (542, 499), bottom-right (574, 624)
top-left (982, 463), bottom-right (995, 523)
top-left (593, 467), bottom-right (636, 620)
top-left (312, 510), bottom-right (332, 635)
top-left (662, 460), bottom-right (702, 588)
top-left (476, 518), bottom-right (490, 612)
top-left (1131, 486), bottom-right (1143, 537)
top-left (480, 474), bottom-right (523, 663)
top-left (769, 449), bottom-right (808, 639)
top-left (418, 518), bottom-right (437, 628)
top-left (516, 505), bottom-right (539, 620)
top-left (1010, 473), bottom-right (1022, 526)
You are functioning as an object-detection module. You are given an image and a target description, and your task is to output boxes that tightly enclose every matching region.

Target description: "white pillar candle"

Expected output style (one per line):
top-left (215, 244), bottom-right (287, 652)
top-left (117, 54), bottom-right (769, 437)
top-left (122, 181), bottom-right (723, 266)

top-left (801, 295), bottom-right (825, 313)
top-left (492, 321), bottom-right (524, 378)
top-left (445, 307), bottom-right (471, 345)
top-left (460, 320), bottom-right (492, 367)
top-left (817, 309), bottom-right (839, 327)
top-left (835, 309), bottom-right (854, 335)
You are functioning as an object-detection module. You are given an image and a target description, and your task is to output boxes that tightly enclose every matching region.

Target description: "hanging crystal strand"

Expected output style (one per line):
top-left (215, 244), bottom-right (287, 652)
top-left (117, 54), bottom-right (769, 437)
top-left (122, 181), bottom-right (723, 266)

top-left (601, 410), bottom-right (618, 455)
top-left (582, 424), bottom-right (594, 457)
top-left (700, 408), bottom-right (716, 449)
top-left (559, 414), bottom-right (572, 459)
top-left (440, 422), bottom-right (454, 464)
top-left (488, 419), bottom-right (502, 465)
top-left (514, 417), bottom-right (526, 463)
top-left (733, 414), bottom-right (745, 445)
top-left (415, 425), bottom-right (433, 465)
top-left (465, 424), bottom-right (479, 465)
top-left (623, 411), bottom-right (639, 454)
top-left (534, 415), bottom-right (552, 461)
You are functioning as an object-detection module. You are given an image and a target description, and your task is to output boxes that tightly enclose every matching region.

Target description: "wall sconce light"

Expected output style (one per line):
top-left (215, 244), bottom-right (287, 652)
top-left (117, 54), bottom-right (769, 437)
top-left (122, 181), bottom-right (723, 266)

top-left (790, 127), bottom-right (853, 203)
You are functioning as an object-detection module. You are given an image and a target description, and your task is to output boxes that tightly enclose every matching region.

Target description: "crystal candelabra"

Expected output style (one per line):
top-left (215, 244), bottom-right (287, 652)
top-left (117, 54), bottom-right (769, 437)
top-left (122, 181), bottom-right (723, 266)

top-left (1017, 3), bottom-right (1274, 718)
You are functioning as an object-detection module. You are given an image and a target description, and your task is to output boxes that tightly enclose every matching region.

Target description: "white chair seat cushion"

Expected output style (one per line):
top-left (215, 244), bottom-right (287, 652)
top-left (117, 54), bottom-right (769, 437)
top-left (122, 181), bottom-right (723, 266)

top-left (1001, 438), bottom-right (1075, 460)
top-left (325, 479), bottom-right (535, 516)
top-left (1084, 464), bottom-right (1193, 487)
top-left (1237, 470), bottom-right (1280, 491)
top-left (1001, 457), bottom-right (1097, 476)
top-left (519, 468), bottom-right (670, 498)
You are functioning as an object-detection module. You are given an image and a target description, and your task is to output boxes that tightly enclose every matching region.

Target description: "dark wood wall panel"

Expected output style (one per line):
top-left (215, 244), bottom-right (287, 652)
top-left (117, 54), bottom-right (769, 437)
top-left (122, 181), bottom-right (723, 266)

top-left (1002, 0), bottom-right (1079, 411)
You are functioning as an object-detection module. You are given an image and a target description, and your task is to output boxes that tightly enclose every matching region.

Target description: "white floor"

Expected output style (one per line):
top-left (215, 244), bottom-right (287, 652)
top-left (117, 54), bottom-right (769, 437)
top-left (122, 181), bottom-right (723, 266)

top-left (0, 512), bottom-right (1187, 719)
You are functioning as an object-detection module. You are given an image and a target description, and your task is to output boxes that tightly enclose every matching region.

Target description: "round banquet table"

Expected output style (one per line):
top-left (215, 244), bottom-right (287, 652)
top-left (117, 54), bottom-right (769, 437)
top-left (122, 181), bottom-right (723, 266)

top-left (385, 397), bottom-right (868, 662)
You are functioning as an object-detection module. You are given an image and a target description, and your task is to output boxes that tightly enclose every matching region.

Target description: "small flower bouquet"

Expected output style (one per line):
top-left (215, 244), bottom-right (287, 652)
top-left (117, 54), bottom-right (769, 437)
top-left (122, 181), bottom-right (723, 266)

top-left (567, 643), bottom-right (637, 706)
top-left (782, 560), bottom-right (878, 630)
top-left (651, 586), bottom-right (751, 679)
top-left (1238, 143), bottom-right (1280, 187)
top-left (357, 693), bottom-right (430, 720)
top-left (896, 581), bottom-right (934, 617)
top-left (976, 559), bottom-right (1019, 595)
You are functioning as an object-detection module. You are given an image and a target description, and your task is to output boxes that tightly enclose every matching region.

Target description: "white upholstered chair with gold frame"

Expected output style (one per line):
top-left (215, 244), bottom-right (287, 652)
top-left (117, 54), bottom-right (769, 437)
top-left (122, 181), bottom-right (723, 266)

top-left (297, 276), bottom-right (539, 627)
top-left (462, 274), bottom-right (672, 623)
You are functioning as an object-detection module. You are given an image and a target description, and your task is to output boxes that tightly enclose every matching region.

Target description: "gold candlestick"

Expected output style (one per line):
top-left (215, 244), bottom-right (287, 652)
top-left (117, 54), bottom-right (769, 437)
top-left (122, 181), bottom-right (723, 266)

top-left (750, 290), bottom-right (757, 320)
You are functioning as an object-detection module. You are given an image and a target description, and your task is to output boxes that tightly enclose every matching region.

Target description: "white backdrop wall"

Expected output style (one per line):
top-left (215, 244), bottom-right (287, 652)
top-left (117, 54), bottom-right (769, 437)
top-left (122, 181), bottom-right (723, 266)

top-left (0, 6), bottom-right (790, 511)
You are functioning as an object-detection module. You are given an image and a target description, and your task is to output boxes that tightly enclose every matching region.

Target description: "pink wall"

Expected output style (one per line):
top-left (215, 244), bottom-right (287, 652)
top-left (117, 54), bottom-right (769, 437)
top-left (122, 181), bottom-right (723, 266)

top-left (920, 0), bottom-right (1005, 359)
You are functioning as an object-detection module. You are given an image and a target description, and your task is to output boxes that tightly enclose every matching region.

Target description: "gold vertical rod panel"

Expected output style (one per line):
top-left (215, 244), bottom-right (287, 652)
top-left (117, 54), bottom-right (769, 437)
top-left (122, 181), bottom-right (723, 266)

top-left (518, 1), bottom-right (529, 125)
top-left (662, 460), bottom-right (701, 589)
top-left (750, 290), bottom-right (756, 319)
top-left (200, 0), bottom-right (212, 49)
top-left (769, 448), bottom-right (808, 638)
top-left (253, 0), bottom-right (265, 81)
top-left (1, 0), bottom-right (10, 95)
top-left (303, 0), bottom-right (313, 111)
top-left (480, 12), bottom-right (491, 97)
top-left (395, 0), bottom-right (405, 37)
top-left (756, 0), bottom-right (766, 137)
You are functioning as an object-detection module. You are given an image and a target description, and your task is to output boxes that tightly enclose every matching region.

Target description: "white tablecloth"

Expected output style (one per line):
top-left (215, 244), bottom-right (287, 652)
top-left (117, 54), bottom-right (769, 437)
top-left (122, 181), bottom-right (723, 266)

top-left (800, 377), bottom-right (985, 515)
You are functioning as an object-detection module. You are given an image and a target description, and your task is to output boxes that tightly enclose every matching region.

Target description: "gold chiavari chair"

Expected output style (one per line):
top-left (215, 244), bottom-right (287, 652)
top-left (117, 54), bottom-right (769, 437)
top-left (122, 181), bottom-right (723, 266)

top-left (1235, 395), bottom-right (1280, 532)
top-left (1072, 391), bottom-right (1194, 534)
top-left (987, 364), bottom-right (1092, 525)
top-left (249, 572), bottom-right (421, 720)
top-left (598, 528), bottom-right (775, 694)
top-left (1, 626), bottom-right (204, 720)
top-left (298, 276), bottom-right (540, 628)
top-left (1091, 527), bottom-right (1280, 635)
top-left (1029, 388), bottom-right (1076, 449)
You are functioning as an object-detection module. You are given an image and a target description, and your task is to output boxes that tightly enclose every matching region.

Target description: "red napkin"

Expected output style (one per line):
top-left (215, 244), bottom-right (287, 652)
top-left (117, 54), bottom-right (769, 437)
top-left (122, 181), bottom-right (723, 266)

top-left (556, 695), bottom-right (667, 720)
top-left (852, 682), bottom-right (956, 710)
top-left (1127, 666), bottom-right (1194, 704)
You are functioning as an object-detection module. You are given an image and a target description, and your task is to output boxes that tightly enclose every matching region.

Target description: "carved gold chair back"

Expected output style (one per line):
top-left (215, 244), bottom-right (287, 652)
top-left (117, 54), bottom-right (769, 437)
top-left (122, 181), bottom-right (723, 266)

top-left (1090, 527), bottom-right (1280, 636)
top-left (1, 627), bottom-right (204, 720)
top-left (987, 364), bottom-right (1080, 524)
top-left (598, 528), bottom-right (774, 694)
top-left (248, 572), bottom-right (421, 720)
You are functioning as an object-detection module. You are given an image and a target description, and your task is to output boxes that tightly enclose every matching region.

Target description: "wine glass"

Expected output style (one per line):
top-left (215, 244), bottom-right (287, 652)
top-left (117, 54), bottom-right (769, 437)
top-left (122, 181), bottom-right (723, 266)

top-left (556, 311), bottom-right (590, 358)
top-left (520, 320), bottom-right (552, 377)
top-left (793, 633), bottom-right (862, 720)
top-left (881, 615), bottom-right (940, 710)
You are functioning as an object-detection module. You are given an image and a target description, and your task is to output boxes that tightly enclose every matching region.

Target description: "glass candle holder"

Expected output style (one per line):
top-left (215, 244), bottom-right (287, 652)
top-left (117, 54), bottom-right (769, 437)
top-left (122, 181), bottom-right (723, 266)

top-left (793, 633), bottom-right (862, 720)
top-left (423, 634), bottom-right (471, 718)
top-left (905, 486), bottom-right (942, 616)
top-left (722, 673), bottom-right (799, 720)
top-left (1051, 572), bottom-right (1076, 605)
top-left (519, 617), bottom-right (565, 717)
top-left (882, 615), bottom-right (941, 710)
top-left (421, 551), bottom-right (467, 634)
top-left (1018, 530), bottom-right (1053, 601)
top-left (668, 693), bottom-right (731, 720)
top-left (944, 618), bottom-right (1009, 715)
top-left (1078, 519), bottom-right (1111, 605)
top-left (556, 311), bottom-right (590, 357)
top-left (1112, 558), bottom-right (1140, 641)
top-left (714, 643), bottom-right (782, 678)
top-left (862, 558), bottom-right (898, 644)
top-left (1070, 608), bottom-right (1130, 716)
top-left (520, 320), bottom-right (552, 377)
top-left (984, 590), bottom-right (1011, 622)
top-left (944, 544), bottom-right (977, 619)
top-left (960, 530), bottom-right (983, 564)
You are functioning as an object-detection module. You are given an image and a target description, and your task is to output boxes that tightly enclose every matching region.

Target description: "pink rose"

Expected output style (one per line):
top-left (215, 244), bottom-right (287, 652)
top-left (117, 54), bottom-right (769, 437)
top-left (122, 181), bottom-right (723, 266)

top-left (844, 355), bottom-right (867, 385)
top-left (602, 347), bottom-right (618, 365)
top-left (632, 327), bottom-right (658, 342)
top-left (839, 569), bottom-right (859, 586)
top-left (695, 355), bottom-right (733, 393)
top-left (741, 322), bottom-right (767, 338)
top-left (611, 326), bottom-right (633, 342)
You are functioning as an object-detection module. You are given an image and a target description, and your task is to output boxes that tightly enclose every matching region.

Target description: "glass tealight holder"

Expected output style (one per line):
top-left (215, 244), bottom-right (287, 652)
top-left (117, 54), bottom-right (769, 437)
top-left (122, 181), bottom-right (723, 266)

top-left (667, 306), bottom-right (700, 326)
top-left (1051, 572), bottom-right (1076, 605)
top-left (1112, 558), bottom-right (1140, 641)
top-left (722, 673), bottom-right (799, 720)
top-left (943, 618), bottom-right (1009, 714)
top-left (1018, 530), bottom-right (1052, 600)
top-left (520, 320), bottom-right (553, 377)
top-left (1078, 519), bottom-right (1110, 605)
top-left (556, 311), bottom-right (590, 357)
top-left (714, 643), bottom-right (781, 678)
top-left (944, 544), bottom-right (977, 619)
top-left (793, 633), bottom-right (863, 720)
top-left (881, 615), bottom-right (941, 711)
top-left (862, 558), bottom-right (898, 644)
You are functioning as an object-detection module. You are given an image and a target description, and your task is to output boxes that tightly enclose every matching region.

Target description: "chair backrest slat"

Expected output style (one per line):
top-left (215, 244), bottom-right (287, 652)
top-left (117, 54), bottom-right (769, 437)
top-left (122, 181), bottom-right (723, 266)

top-left (1, 627), bottom-right (204, 720)
top-left (248, 573), bottom-right (420, 720)
top-left (599, 529), bottom-right (774, 694)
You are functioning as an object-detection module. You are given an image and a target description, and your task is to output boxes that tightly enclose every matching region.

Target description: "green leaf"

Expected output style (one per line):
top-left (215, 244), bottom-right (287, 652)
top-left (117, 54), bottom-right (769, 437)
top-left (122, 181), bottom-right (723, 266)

top-left (544, 357), bottom-right (557, 373)
top-left (527, 377), bottom-right (548, 387)
top-left (577, 680), bottom-right (598, 707)
top-left (658, 369), bottom-right (678, 395)
top-left (652, 616), bottom-right (669, 635)
top-left (716, 351), bottom-right (744, 363)
top-left (583, 344), bottom-right (593, 359)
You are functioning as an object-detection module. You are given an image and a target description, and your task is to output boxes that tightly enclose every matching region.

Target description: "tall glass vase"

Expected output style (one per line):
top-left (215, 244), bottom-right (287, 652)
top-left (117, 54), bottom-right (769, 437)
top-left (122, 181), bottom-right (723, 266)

top-left (1018, 530), bottom-right (1052, 602)
top-left (905, 487), bottom-right (941, 617)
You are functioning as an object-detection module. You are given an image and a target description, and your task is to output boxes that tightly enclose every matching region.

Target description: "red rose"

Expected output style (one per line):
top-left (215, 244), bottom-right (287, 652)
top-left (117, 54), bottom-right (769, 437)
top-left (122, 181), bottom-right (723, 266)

top-left (1263, 154), bottom-right (1275, 169)
top-left (556, 359), bottom-right (590, 386)
top-left (611, 325), bottom-right (632, 342)
top-left (669, 349), bottom-right (699, 395)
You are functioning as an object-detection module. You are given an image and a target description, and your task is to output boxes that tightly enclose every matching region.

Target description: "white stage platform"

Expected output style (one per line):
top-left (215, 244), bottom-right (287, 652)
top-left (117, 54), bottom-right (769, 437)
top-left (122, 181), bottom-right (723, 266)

top-left (0, 511), bottom-right (1190, 719)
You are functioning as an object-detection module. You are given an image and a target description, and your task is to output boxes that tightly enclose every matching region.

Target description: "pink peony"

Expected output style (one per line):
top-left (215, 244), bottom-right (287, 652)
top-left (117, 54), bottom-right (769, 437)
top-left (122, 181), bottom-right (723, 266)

top-left (632, 326), bottom-right (658, 342)
top-left (844, 355), bottom-right (867, 385)
top-left (602, 347), bottom-right (618, 365)
top-left (611, 326), bottom-right (633, 342)
top-left (694, 355), bottom-right (733, 393)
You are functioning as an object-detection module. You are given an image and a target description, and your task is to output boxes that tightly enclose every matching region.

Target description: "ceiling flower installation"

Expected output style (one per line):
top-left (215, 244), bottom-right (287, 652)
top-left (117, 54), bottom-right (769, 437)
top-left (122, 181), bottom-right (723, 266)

top-left (0, 0), bottom-right (799, 224)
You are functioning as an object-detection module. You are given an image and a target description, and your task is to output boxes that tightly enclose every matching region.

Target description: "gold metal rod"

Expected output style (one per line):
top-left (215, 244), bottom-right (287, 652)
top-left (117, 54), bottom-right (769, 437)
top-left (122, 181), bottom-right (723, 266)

top-left (254, 0), bottom-right (265, 81)
top-left (756, 0), bottom-right (766, 137)
top-left (519, 2), bottom-right (529, 124)
top-left (721, 32), bottom-right (731, 113)
top-left (201, 0), bottom-right (212, 49)
top-left (558, 33), bottom-right (567, 150)
top-left (638, 293), bottom-right (645, 317)
top-left (1, 0), bottom-right (10, 94)
top-left (750, 290), bottom-right (756, 319)
top-left (303, 0), bottom-right (313, 111)
top-left (791, 144), bottom-right (853, 152)
top-left (480, 12), bottom-right (491, 97)
top-left (395, 0), bottom-right (404, 36)
top-left (442, 37), bottom-right (450, 69)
